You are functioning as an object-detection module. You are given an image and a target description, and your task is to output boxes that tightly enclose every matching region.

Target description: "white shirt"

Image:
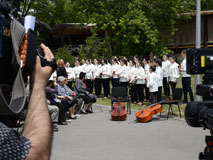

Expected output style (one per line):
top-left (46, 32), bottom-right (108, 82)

top-left (155, 66), bottom-right (163, 87)
top-left (111, 63), bottom-right (120, 79)
top-left (117, 65), bottom-right (128, 82)
top-left (73, 65), bottom-right (82, 79)
top-left (65, 67), bottom-right (75, 81)
top-left (146, 72), bottom-right (158, 92)
top-left (162, 60), bottom-right (171, 78)
top-left (135, 67), bottom-right (146, 84)
top-left (85, 64), bottom-right (93, 79)
top-left (81, 64), bottom-right (86, 71)
top-left (168, 62), bottom-right (180, 82)
top-left (181, 58), bottom-right (191, 77)
top-left (100, 64), bottom-right (110, 79)
top-left (128, 66), bottom-right (136, 83)
top-left (93, 64), bottom-right (102, 78)
top-left (49, 71), bottom-right (57, 81)
top-left (144, 64), bottom-right (150, 76)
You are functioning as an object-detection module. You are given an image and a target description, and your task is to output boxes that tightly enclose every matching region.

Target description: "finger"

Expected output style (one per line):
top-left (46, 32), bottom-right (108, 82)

top-left (36, 56), bottom-right (41, 68)
top-left (46, 47), bottom-right (54, 60)
top-left (40, 43), bottom-right (51, 61)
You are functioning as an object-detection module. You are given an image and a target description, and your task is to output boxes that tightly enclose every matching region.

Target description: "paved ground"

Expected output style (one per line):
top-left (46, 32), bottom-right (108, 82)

top-left (51, 104), bottom-right (209, 160)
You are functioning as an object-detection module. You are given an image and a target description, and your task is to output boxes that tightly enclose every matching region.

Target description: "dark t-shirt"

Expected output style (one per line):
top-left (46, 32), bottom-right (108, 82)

top-left (0, 122), bottom-right (31, 160)
top-left (57, 67), bottom-right (68, 78)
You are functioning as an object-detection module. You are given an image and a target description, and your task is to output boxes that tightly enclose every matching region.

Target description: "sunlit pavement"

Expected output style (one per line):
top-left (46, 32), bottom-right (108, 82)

top-left (52, 104), bottom-right (208, 160)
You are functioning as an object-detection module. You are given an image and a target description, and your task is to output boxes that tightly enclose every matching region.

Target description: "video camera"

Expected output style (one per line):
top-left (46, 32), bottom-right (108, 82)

top-left (0, 0), bottom-right (56, 118)
top-left (185, 48), bottom-right (213, 160)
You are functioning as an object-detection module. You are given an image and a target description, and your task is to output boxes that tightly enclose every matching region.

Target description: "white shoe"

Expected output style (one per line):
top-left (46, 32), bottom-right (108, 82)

top-left (76, 114), bottom-right (82, 117)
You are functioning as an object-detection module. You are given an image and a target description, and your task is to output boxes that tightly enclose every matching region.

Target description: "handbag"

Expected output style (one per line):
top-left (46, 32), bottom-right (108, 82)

top-left (86, 93), bottom-right (97, 99)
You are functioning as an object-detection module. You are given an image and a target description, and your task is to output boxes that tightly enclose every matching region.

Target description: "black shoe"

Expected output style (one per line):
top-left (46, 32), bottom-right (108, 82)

top-left (53, 125), bottom-right (59, 132)
top-left (58, 122), bottom-right (68, 125)
top-left (81, 110), bottom-right (88, 114)
top-left (69, 116), bottom-right (77, 120)
top-left (86, 110), bottom-right (93, 113)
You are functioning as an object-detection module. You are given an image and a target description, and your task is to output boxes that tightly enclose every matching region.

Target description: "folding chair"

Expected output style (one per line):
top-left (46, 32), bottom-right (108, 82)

top-left (111, 87), bottom-right (131, 114)
top-left (161, 88), bottom-right (183, 119)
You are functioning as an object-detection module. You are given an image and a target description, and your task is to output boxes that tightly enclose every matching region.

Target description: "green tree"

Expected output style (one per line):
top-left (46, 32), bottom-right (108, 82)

top-left (68, 0), bottom-right (196, 56)
top-left (54, 47), bottom-right (75, 66)
top-left (24, 0), bottom-right (73, 26)
top-left (25, 0), bottom-right (199, 57)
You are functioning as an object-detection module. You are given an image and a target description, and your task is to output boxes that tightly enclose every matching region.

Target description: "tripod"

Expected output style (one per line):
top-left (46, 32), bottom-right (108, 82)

top-left (199, 131), bottom-right (213, 160)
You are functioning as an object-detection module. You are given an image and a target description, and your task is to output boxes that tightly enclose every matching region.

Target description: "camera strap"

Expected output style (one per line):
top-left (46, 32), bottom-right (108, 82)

top-left (0, 15), bottom-right (2, 58)
top-left (0, 19), bottom-right (26, 115)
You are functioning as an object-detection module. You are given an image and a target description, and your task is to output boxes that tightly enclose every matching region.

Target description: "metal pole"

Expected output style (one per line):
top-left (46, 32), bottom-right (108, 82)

top-left (195, 0), bottom-right (201, 101)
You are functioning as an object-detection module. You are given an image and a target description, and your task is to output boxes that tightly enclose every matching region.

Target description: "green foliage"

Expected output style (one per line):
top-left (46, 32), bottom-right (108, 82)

top-left (79, 29), bottom-right (101, 60)
top-left (79, 29), bottom-right (112, 60)
top-left (202, 0), bottom-right (213, 11)
top-left (23, 0), bottom-right (211, 58)
top-left (24, 0), bottom-right (73, 26)
top-left (54, 47), bottom-right (75, 66)
top-left (67, 0), bottom-right (196, 57)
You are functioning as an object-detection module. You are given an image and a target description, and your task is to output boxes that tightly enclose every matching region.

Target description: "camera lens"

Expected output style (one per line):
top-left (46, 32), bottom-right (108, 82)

top-left (185, 102), bottom-right (202, 127)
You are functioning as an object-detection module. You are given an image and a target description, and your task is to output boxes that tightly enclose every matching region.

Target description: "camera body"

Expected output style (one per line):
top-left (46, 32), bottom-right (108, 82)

top-left (185, 48), bottom-right (213, 130)
top-left (0, 1), bottom-right (56, 118)
top-left (186, 48), bottom-right (213, 160)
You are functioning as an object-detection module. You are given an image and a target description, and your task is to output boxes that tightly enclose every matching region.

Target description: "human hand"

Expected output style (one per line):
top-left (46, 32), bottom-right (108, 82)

top-left (30, 44), bottom-right (54, 89)
top-left (68, 96), bottom-right (73, 101)
top-left (47, 99), bottom-right (50, 104)
top-left (58, 96), bottom-right (65, 99)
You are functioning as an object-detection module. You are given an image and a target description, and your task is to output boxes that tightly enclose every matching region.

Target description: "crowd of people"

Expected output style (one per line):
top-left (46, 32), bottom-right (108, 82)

top-left (45, 71), bottom-right (97, 132)
top-left (0, 43), bottom-right (195, 160)
top-left (45, 49), bottom-right (195, 132)
top-left (51, 50), bottom-right (194, 108)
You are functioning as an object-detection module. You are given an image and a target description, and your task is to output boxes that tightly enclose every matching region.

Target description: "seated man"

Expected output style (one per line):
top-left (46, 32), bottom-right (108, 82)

top-left (47, 100), bottom-right (59, 132)
top-left (74, 72), bottom-right (97, 114)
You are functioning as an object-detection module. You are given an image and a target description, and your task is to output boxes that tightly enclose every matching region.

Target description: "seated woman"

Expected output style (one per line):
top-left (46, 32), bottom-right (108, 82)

top-left (74, 72), bottom-right (96, 114)
top-left (57, 76), bottom-right (78, 119)
top-left (45, 79), bottom-right (68, 125)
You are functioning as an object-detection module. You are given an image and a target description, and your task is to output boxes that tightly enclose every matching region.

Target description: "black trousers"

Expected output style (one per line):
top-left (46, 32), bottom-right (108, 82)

top-left (136, 84), bottom-right (144, 103)
top-left (75, 98), bottom-right (84, 114)
top-left (130, 84), bottom-right (137, 102)
top-left (157, 86), bottom-right (162, 102)
top-left (163, 77), bottom-right (170, 97)
top-left (67, 81), bottom-right (72, 89)
top-left (150, 92), bottom-right (158, 104)
top-left (55, 102), bottom-right (67, 123)
top-left (120, 82), bottom-right (128, 87)
top-left (78, 94), bottom-right (96, 104)
top-left (101, 79), bottom-right (110, 97)
top-left (112, 78), bottom-right (119, 88)
top-left (94, 78), bottom-right (102, 97)
top-left (182, 77), bottom-right (194, 102)
top-left (84, 79), bottom-right (93, 94)
top-left (61, 97), bottom-right (77, 111)
top-left (145, 85), bottom-right (150, 101)
top-left (169, 82), bottom-right (177, 99)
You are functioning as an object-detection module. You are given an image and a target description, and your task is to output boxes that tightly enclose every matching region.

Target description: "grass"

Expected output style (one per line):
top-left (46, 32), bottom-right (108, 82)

top-left (95, 76), bottom-right (196, 117)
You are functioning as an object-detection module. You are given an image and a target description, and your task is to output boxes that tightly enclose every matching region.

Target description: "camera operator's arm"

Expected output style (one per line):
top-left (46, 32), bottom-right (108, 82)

top-left (22, 44), bottom-right (54, 160)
